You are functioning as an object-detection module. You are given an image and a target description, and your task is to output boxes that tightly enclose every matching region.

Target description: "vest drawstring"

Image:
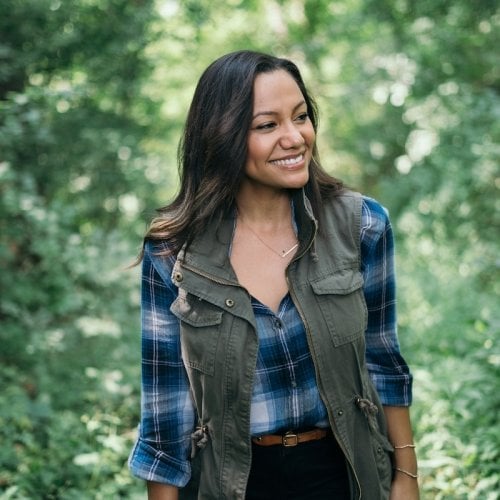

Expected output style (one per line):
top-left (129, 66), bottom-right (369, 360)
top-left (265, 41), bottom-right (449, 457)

top-left (355, 396), bottom-right (379, 429)
top-left (355, 396), bottom-right (378, 415)
top-left (191, 425), bottom-right (209, 458)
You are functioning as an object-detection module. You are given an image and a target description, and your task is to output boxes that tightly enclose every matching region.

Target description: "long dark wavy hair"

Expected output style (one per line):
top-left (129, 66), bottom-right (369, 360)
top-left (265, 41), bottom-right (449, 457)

top-left (145, 50), bottom-right (343, 256)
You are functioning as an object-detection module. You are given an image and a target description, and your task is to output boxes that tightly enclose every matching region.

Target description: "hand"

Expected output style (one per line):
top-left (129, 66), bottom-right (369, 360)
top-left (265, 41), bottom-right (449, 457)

top-left (389, 473), bottom-right (419, 500)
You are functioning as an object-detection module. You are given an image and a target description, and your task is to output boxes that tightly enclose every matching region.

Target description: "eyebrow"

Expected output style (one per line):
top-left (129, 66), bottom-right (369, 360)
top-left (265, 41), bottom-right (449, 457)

top-left (252, 100), bottom-right (306, 120)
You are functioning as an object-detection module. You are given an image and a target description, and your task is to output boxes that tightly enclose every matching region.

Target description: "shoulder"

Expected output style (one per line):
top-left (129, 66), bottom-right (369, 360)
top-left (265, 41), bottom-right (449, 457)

top-left (359, 197), bottom-right (395, 272)
top-left (321, 188), bottom-right (362, 221)
top-left (321, 191), bottom-right (390, 230)
top-left (143, 239), bottom-right (178, 284)
top-left (361, 196), bottom-right (391, 240)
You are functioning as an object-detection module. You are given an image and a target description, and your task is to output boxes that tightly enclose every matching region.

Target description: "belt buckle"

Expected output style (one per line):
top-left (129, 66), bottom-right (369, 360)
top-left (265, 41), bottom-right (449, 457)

top-left (283, 432), bottom-right (298, 447)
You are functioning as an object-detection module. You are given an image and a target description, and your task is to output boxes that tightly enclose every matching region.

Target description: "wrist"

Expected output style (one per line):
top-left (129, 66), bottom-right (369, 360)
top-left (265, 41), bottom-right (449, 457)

top-left (394, 466), bottom-right (418, 479)
top-left (393, 443), bottom-right (415, 449)
top-left (393, 445), bottom-right (417, 474)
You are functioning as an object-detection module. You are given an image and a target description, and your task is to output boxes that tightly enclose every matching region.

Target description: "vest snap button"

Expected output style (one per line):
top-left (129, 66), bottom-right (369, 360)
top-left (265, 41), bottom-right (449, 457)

top-left (337, 410), bottom-right (343, 416)
top-left (225, 298), bottom-right (234, 308)
top-left (173, 271), bottom-right (183, 282)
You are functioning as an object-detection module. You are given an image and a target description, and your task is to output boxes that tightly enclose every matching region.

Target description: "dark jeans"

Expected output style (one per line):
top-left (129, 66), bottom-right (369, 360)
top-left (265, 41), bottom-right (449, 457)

top-left (246, 435), bottom-right (350, 499)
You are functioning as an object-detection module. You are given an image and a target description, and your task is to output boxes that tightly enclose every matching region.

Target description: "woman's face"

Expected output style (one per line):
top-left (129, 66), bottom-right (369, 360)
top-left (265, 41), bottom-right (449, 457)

top-left (243, 70), bottom-right (315, 193)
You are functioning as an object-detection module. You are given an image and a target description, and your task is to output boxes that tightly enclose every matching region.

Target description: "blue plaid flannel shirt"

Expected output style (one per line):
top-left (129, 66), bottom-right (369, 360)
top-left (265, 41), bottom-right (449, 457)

top-left (128, 196), bottom-right (413, 486)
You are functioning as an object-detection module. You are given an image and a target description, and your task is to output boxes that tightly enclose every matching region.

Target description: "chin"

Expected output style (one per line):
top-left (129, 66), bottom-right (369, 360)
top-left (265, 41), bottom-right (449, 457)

top-left (287, 172), bottom-right (309, 189)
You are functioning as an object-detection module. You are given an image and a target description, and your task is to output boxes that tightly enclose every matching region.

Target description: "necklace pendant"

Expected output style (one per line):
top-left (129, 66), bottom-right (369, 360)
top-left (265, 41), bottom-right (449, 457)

top-left (281, 243), bottom-right (299, 258)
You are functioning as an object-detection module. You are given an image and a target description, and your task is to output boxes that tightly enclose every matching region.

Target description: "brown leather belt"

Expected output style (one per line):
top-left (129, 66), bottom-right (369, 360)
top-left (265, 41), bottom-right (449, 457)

top-left (252, 428), bottom-right (329, 447)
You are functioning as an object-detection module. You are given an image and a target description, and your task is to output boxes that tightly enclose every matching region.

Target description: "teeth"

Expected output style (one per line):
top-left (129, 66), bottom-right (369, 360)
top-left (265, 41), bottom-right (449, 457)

top-left (271, 154), bottom-right (303, 167)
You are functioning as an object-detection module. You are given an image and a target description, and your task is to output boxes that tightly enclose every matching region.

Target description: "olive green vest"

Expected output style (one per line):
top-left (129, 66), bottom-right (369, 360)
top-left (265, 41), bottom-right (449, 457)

top-left (170, 189), bottom-right (393, 499)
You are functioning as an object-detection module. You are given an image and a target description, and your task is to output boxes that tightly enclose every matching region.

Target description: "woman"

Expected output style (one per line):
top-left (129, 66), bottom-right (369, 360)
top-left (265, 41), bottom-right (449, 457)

top-left (129, 50), bottom-right (419, 499)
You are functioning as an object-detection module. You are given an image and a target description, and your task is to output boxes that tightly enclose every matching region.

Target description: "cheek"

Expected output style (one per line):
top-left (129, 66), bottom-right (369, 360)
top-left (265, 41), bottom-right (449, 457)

top-left (247, 137), bottom-right (269, 162)
top-left (305, 125), bottom-right (316, 145)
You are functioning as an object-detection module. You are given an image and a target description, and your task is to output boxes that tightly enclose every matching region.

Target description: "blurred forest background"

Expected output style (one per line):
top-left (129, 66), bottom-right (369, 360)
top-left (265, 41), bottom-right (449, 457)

top-left (1, 0), bottom-right (498, 498)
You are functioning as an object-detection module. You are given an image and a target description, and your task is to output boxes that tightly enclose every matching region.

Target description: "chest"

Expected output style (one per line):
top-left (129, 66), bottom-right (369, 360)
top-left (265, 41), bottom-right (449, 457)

top-left (229, 247), bottom-right (291, 313)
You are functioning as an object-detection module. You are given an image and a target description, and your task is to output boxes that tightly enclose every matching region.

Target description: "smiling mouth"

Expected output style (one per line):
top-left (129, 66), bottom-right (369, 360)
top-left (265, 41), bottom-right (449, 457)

top-left (270, 154), bottom-right (304, 167)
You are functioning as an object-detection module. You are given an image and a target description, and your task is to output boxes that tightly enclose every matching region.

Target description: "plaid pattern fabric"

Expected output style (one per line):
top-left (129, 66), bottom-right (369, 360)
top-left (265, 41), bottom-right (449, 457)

top-left (128, 196), bottom-right (413, 485)
top-left (250, 294), bottom-right (330, 435)
top-left (361, 197), bottom-right (413, 406)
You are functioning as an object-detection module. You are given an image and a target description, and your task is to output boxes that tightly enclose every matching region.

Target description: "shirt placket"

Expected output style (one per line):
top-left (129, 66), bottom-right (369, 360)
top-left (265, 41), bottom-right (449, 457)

top-left (272, 314), bottom-right (300, 429)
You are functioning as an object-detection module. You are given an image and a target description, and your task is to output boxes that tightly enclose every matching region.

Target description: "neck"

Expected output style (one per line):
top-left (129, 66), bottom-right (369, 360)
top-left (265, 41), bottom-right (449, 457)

top-left (236, 188), bottom-right (292, 228)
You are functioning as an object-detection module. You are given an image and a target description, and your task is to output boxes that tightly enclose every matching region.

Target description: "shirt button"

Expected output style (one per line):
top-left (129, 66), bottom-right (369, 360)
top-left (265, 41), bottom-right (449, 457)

top-left (225, 298), bottom-right (234, 308)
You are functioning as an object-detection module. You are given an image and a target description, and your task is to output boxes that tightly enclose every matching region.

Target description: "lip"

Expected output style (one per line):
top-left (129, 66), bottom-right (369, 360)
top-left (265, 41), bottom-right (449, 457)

top-left (269, 152), bottom-right (306, 169)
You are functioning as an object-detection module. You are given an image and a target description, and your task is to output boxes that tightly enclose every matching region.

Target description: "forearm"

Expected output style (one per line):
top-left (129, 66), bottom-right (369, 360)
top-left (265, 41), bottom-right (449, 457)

top-left (147, 481), bottom-right (179, 500)
top-left (383, 406), bottom-right (419, 500)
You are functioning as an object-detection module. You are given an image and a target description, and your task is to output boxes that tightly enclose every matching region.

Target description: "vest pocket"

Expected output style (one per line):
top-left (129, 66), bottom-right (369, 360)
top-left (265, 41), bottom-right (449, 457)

top-left (310, 269), bottom-right (367, 346)
top-left (171, 293), bottom-right (223, 376)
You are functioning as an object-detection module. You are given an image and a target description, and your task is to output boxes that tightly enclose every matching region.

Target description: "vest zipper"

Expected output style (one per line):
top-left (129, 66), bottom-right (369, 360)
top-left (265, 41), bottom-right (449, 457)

top-left (286, 275), bottom-right (362, 500)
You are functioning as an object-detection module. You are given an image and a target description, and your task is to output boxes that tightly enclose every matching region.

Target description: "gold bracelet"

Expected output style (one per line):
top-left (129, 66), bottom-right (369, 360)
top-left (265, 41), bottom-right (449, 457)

top-left (393, 443), bottom-right (416, 449)
top-left (394, 467), bottom-right (418, 479)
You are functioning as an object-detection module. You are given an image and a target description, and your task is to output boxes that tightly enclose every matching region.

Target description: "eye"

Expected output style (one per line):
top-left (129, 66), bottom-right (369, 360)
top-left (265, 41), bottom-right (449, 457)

top-left (295, 112), bottom-right (309, 122)
top-left (254, 122), bottom-right (276, 131)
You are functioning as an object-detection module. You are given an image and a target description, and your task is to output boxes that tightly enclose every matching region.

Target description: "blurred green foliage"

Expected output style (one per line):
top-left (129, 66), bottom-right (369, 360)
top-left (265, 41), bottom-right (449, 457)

top-left (1, 0), bottom-right (498, 498)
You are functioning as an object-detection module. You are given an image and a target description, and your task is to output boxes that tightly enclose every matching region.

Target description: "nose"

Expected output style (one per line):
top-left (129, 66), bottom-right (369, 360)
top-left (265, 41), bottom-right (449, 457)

top-left (279, 123), bottom-right (305, 149)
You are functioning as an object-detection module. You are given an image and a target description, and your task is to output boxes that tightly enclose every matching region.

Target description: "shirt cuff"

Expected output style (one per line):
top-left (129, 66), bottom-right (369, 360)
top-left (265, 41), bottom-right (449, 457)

top-left (370, 372), bottom-right (413, 406)
top-left (128, 436), bottom-right (192, 487)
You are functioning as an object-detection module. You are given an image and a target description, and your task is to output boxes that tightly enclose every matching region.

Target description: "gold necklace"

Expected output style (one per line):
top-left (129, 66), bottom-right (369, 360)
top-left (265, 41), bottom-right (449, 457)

top-left (238, 218), bottom-right (299, 258)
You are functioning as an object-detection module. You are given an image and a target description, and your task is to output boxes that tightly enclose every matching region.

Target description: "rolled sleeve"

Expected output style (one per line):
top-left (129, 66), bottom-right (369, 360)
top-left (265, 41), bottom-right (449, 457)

top-left (128, 242), bottom-right (196, 486)
top-left (128, 436), bottom-right (192, 487)
top-left (361, 197), bottom-right (413, 406)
